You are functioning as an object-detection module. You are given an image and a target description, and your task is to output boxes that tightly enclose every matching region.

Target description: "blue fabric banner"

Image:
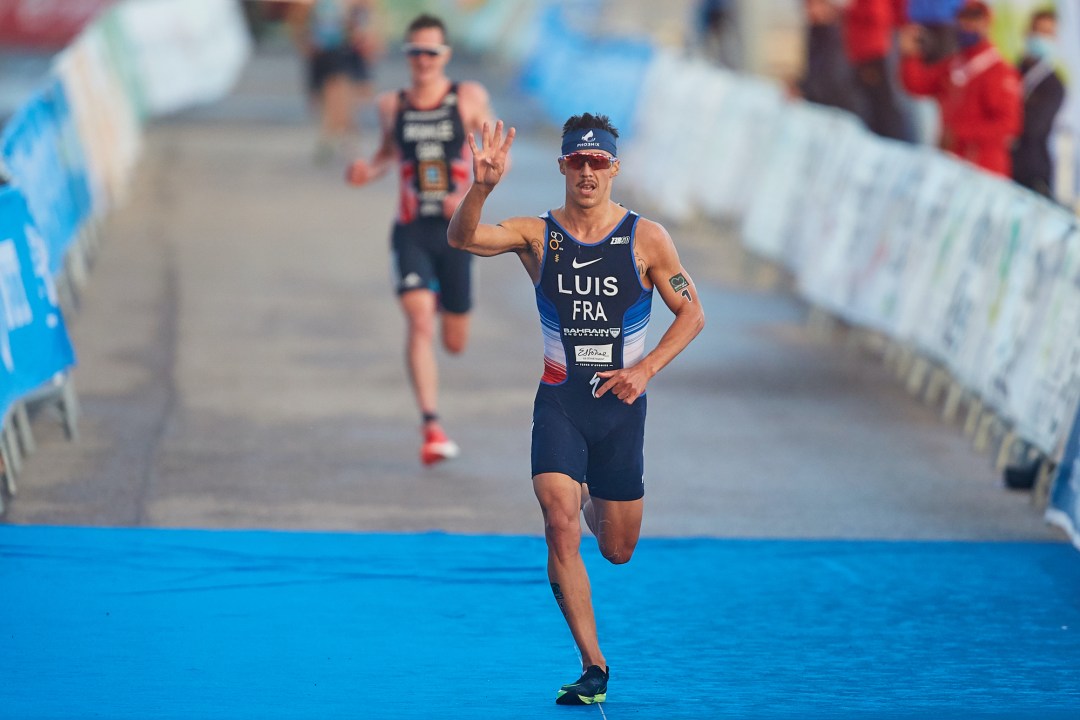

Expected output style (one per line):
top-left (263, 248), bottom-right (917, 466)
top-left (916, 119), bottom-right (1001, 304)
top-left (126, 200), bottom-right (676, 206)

top-left (518, 5), bottom-right (654, 139)
top-left (3, 526), bottom-right (1080, 719)
top-left (0, 187), bottom-right (76, 419)
top-left (907, 0), bottom-right (965, 24)
top-left (0, 76), bottom-right (92, 275)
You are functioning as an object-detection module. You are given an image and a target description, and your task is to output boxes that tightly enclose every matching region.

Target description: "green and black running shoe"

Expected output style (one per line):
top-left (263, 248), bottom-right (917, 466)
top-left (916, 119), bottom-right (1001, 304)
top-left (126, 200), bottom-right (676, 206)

top-left (555, 665), bottom-right (608, 705)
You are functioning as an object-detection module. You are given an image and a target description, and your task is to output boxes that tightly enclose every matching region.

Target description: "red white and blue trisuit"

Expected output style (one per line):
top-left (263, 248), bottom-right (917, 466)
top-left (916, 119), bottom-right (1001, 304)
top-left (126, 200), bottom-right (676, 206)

top-left (531, 209), bottom-right (652, 501)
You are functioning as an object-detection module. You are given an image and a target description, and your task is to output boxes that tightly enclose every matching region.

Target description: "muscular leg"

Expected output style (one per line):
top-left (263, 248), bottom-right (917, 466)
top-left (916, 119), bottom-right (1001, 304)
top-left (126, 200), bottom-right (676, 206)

top-left (582, 495), bottom-right (643, 565)
top-left (441, 311), bottom-right (470, 355)
top-left (534, 473), bottom-right (606, 671)
top-left (399, 289), bottom-right (439, 419)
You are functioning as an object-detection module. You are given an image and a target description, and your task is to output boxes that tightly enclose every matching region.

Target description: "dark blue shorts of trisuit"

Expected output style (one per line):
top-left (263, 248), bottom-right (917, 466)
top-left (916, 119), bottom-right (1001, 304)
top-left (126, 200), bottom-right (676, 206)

top-left (531, 382), bottom-right (647, 501)
top-left (308, 47), bottom-right (371, 93)
top-left (391, 219), bottom-right (473, 314)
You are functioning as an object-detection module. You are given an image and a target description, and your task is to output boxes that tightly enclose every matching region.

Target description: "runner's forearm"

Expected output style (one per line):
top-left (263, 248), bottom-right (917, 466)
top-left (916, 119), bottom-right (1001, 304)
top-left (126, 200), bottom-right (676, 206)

top-left (447, 182), bottom-right (493, 250)
top-left (366, 148), bottom-right (395, 181)
top-left (635, 306), bottom-right (705, 379)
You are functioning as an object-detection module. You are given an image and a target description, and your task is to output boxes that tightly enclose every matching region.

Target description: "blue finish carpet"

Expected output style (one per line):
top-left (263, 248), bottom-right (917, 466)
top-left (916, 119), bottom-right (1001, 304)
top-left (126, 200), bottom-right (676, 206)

top-left (2, 526), bottom-right (1078, 719)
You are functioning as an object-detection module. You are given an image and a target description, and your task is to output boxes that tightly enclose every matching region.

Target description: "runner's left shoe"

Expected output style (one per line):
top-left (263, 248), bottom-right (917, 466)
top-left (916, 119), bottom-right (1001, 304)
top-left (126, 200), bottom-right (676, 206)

top-left (420, 425), bottom-right (459, 466)
top-left (555, 665), bottom-right (608, 705)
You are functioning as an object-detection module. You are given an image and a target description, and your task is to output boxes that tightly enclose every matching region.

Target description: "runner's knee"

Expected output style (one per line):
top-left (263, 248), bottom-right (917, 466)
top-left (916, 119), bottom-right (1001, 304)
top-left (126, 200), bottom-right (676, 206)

top-left (405, 312), bottom-right (436, 341)
top-left (598, 537), bottom-right (636, 565)
top-left (542, 507), bottom-right (582, 557)
top-left (441, 314), bottom-right (469, 354)
top-left (442, 333), bottom-right (465, 355)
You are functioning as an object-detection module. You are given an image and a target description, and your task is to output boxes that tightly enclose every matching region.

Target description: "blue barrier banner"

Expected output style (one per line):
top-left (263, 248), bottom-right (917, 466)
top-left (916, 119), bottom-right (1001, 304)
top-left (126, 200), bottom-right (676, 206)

top-left (519, 5), bottom-right (653, 137)
top-left (0, 76), bottom-right (92, 275)
top-left (0, 187), bottom-right (76, 420)
top-left (46, 77), bottom-right (94, 241)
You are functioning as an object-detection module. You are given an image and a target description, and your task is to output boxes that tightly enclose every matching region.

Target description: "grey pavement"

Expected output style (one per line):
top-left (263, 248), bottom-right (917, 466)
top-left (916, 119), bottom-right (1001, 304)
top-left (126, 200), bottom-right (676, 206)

top-left (2, 40), bottom-right (1064, 542)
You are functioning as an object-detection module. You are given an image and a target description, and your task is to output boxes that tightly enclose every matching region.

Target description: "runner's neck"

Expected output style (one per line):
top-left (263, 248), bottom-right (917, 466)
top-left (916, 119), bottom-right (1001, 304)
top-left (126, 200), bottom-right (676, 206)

top-left (553, 203), bottom-right (625, 244)
top-left (407, 78), bottom-right (452, 110)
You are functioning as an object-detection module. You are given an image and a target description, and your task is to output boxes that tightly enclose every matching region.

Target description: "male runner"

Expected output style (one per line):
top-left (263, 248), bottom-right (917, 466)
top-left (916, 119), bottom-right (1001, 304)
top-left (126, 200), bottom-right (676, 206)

top-left (346, 14), bottom-right (496, 465)
top-left (448, 114), bottom-right (705, 704)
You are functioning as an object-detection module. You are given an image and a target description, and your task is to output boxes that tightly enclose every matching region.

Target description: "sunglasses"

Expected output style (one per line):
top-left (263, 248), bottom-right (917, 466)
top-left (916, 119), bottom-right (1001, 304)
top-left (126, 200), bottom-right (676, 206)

top-left (403, 43), bottom-right (449, 58)
top-left (560, 152), bottom-right (616, 171)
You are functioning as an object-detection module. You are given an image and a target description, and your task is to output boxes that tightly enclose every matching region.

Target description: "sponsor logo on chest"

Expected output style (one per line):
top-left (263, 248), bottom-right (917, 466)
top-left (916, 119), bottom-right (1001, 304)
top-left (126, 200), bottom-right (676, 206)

top-left (564, 327), bottom-right (622, 338)
top-left (575, 344), bottom-right (613, 365)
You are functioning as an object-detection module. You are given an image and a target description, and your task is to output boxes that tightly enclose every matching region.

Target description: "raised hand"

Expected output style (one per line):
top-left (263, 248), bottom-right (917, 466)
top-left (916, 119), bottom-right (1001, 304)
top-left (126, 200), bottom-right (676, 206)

top-left (467, 120), bottom-right (516, 190)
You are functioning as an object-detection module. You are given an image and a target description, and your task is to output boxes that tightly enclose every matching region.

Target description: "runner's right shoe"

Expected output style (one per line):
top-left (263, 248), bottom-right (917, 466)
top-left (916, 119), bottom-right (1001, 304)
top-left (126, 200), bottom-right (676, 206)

top-left (555, 665), bottom-right (608, 705)
top-left (420, 425), bottom-right (459, 466)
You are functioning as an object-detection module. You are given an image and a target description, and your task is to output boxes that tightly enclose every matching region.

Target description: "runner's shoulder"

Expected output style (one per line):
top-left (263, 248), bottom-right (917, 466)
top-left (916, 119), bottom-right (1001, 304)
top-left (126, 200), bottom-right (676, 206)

top-left (456, 80), bottom-right (490, 103)
top-left (456, 80), bottom-right (492, 120)
top-left (630, 215), bottom-right (675, 254)
top-left (631, 214), bottom-right (667, 239)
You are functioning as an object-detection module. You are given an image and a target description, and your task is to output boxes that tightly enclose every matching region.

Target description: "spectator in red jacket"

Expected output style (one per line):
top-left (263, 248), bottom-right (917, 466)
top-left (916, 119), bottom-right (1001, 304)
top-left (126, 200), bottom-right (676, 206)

top-left (899, 1), bottom-right (1022, 177)
top-left (842, 0), bottom-right (909, 140)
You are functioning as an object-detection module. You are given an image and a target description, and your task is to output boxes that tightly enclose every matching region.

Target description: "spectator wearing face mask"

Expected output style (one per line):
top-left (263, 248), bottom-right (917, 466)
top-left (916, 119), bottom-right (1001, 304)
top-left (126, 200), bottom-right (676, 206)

top-left (1012, 9), bottom-right (1066, 198)
top-left (899, 0), bottom-right (1022, 177)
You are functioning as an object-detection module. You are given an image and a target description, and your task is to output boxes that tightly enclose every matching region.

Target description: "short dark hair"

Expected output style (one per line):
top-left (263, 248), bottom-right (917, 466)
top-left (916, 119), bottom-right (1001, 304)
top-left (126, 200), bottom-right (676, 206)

top-left (1030, 8), bottom-right (1056, 30)
top-left (406, 13), bottom-right (447, 41)
top-left (562, 113), bottom-right (620, 139)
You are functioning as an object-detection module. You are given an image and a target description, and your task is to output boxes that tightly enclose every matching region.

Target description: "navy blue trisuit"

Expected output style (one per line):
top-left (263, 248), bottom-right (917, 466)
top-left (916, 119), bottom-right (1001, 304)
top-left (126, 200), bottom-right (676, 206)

top-left (531, 209), bottom-right (653, 501)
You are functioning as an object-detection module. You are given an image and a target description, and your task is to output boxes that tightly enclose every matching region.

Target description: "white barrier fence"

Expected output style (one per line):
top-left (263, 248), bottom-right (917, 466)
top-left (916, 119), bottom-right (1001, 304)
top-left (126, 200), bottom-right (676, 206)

top-left (621, 51), bottom-right (1080, 541)
top-left (1058, 0), bottom-right (1080, 211)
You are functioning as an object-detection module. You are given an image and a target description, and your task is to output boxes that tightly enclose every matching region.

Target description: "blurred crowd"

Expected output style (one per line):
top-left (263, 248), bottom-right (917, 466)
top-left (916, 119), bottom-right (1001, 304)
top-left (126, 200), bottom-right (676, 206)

top-left (794, 0), bottom-right (1066, 198)
top-left (237, 0), bottom-right (1068, 198)
top-left (243, 0), bottom-right (384, 163)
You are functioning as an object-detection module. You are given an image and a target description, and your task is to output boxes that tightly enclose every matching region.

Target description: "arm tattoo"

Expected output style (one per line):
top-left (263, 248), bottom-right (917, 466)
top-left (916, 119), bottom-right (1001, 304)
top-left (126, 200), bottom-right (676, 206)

top-left (635, 252), bottom-right (646, 279)
top-left (530, 238), bottom-right (545, 263)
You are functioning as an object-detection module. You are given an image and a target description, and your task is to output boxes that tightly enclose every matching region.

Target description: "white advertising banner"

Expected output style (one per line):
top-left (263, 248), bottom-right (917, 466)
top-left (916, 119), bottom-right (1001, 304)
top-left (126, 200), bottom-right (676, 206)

top-left (739, 106), bottom-right (812, 264)
top-left (116, 0), bottom-right (251, 117)
top-left (1058, 0), bottom-right (1080, 209)
top-left (53, 22), bottom-right (142, 214)
top-left (699, 78), bottom-right (785, 220)
top-left (583, 20), bottom-right (1080, 460)
top-left (892, 152), bottom-right (966, 344)
top-left (1012, 218), bottom-right (1080, 454)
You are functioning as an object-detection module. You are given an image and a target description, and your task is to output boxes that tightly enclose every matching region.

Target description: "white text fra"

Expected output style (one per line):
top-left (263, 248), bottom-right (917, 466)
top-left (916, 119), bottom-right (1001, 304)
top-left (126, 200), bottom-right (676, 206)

top-left (573, 300), bottom-right (607, 321)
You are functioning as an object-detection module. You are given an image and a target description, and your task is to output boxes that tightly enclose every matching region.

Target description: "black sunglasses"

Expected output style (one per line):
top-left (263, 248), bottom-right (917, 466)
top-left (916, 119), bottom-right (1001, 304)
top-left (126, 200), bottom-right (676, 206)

top-left (403, 43), bottom-right (448, 58)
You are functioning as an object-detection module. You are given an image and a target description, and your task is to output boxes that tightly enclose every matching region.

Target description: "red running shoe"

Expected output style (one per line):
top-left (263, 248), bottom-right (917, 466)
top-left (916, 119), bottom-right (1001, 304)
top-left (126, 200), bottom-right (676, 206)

top-left (421, 425), bottom-right (459, 466)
